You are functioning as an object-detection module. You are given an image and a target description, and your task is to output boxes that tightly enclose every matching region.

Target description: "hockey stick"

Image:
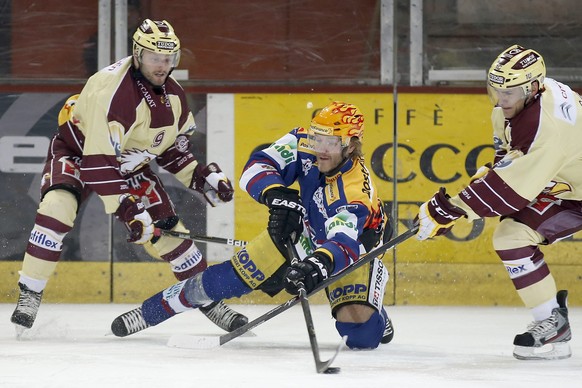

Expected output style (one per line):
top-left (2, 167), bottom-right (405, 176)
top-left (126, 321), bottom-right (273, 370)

top-left (285, 240), bottom-right (345, 374)
top-left (167, 226), bottom-right (418, 350)
top-left (154, 229), bottom-right (248, 247)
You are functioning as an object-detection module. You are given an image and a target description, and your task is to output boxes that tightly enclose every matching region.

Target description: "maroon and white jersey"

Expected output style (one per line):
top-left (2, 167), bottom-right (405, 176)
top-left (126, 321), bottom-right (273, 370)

top-left (58, 57), bottom-right (197, 213)
top-left (450, 78), bottom-right (582, 220)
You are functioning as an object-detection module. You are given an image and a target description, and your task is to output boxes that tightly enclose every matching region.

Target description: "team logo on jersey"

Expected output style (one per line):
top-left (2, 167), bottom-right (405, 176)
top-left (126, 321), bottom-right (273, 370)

top-left (126, 172), bottom-right (162, 207)
top-left (301, 158), bottom-right (313, 176)
top-left (120, 149), bottom-right (157, 175)
top-left (58, 156), bottom-right (82, 182)
top-left (545, 181), bottom-right (572, 196)
top-left (313, 187), bottom-right (329, 219)
top-left (152, 131), bottom-right (165, 147)
top-left (528, 193), bottom-right (561, 215)
top-left (175, 135), bottom-right (189, 153)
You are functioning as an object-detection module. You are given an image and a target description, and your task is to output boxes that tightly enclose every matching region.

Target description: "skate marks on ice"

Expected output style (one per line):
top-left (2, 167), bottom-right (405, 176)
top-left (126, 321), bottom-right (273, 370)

top-left (0, 304), bottom-right (581, 388)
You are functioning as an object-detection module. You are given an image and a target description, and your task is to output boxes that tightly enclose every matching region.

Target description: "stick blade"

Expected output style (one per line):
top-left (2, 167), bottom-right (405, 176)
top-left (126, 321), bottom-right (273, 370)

top-left (167, 334), bottom-right (221, 349)
top-left (315, 335), bottom-right (346, 373)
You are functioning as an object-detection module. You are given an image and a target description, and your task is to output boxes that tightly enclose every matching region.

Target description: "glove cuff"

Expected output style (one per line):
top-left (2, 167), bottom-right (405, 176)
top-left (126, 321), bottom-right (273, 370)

top-left (261, 186), bottom-right (297, 205)
top-left (311, 250), bottom-right (334, 275)
top-left (190, 162), bottom-right (207, 193)
top-left (434, 188), bottom-right (466, 219)
top-left (114, 194), bottom-right (143, 222)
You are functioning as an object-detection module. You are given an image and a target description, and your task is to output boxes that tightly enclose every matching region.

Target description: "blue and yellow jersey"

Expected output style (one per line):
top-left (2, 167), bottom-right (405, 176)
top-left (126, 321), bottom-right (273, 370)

top-left (240, 127), bottom-right (386, 274)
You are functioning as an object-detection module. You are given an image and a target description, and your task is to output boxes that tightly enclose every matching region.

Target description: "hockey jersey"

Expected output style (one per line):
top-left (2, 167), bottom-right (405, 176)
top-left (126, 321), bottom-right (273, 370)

top-left (240, 127), bottom-right (386, 274)
top-left (57, 57), bottom-right (198, 213)
top-left (450, 78), bottom-right (582, 220)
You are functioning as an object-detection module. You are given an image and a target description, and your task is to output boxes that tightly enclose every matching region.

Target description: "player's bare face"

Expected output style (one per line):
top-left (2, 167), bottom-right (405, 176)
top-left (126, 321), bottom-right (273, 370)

top-left (138, 51), bottom-right (176, 86)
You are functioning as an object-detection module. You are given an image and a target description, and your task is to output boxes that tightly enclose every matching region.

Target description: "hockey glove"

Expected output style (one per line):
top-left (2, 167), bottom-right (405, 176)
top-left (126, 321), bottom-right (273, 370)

top-left (114, 194), bottom-right (155, 244)
top-left (416, 187), bottom-right (466, 241)
top-left (284, 251), bottom-right (333, 295)
top-left (262, 187), bottom-right (306, 254)
top-left (190, 162), bottom-right (234, 207)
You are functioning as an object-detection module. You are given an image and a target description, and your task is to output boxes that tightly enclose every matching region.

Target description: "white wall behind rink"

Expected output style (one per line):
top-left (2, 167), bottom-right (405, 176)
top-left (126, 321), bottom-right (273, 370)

top-left (206, 93), bottom-right (236, 262)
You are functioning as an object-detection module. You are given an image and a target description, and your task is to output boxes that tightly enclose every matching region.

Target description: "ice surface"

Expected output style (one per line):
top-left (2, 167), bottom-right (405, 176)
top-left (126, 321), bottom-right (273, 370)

top-left (1, 303), bottom-right (580, 387)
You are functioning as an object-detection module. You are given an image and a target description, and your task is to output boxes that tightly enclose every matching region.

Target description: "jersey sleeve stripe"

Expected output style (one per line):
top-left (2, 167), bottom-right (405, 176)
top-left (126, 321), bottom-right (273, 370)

top-left (459, 170), bottom-right (529, 218)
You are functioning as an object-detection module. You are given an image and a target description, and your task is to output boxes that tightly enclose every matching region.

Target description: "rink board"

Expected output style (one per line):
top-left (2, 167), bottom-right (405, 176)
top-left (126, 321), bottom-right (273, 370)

top-left (1, 261), bottom-right (581, 306)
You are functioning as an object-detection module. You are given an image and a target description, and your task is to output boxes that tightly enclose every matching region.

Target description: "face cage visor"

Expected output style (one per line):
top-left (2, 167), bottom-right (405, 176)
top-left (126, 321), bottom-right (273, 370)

top-left (138, 49), bottom-right (180, 68)
top-left (487, 83), bottom-right (527, 107)
top-left (308, 132), bottom-right (347, 154)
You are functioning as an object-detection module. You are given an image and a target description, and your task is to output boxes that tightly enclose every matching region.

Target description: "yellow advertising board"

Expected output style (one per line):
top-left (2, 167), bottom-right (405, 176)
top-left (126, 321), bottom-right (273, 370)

top-left (233, 92), bottom-right (496, 260)
top-left (234, 93), bottom-right (582, 306)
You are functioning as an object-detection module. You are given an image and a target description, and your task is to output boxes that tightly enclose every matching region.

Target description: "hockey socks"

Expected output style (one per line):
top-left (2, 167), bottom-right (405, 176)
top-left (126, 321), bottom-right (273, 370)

top-left (141, 262), bottom-right (252, 327)
top-left (141, 280), bottom-right (194, 326)
top-left (335, 308), bottom-right (387, 349)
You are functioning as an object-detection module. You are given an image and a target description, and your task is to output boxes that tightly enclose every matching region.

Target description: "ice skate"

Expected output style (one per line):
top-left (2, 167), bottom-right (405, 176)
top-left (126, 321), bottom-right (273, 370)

top-left (513, 290), bottom-right (572, 360)
top-left (199, 300), bottom-right (248, 332)
top-left (111, 307), bottom-right (151, 337)
top-left (11, 282), bottom-right (43, 338)
top-left (380, 308), bottom-right (395, 344)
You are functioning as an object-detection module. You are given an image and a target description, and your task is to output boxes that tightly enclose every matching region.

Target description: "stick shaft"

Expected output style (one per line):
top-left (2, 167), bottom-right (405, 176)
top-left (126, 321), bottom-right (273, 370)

top-left (217, 226), bottom-right (418, 346)
top-left (156, 229), bottom-right (248, 247)
top-left (286, 240), bottom-right (332, 372)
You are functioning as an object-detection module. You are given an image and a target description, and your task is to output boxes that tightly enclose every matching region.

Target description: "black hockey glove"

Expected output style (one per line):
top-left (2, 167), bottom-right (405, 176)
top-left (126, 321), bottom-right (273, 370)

top-left (284, 251), bottom-right (333, 295)
top-left (262, 187), bottom-right (306, 254)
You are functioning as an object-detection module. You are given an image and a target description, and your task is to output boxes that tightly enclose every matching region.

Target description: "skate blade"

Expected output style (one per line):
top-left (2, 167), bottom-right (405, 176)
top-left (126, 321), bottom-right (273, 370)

top-left (14, 324), bottom-right (27, 340)
top-left (513, 342), bottom-right (572, 360)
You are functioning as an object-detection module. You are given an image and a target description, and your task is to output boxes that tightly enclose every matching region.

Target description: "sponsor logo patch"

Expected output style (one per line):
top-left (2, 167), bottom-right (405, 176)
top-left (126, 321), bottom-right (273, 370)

top-left (156, 41), bottom-right (176, 50)
top-left (489, 73), bottom-right (504, 85)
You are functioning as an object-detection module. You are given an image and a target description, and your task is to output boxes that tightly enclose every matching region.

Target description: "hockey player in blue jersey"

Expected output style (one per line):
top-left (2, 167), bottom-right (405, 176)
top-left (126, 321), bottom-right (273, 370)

top-left (111, 101), bottom-right (395, 349)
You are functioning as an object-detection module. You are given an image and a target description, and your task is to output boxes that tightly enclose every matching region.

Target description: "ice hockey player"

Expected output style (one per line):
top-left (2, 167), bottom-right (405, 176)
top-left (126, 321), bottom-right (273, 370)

top-left (415, 45), bottom-right (575, 360)
top-left (111, 101), bottom-right (395, 350)
top-left (10, 19), bottom-right (247, 336)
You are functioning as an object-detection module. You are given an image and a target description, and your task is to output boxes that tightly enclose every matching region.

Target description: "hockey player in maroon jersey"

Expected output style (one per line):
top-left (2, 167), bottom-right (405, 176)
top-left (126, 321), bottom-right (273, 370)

top-left (111, 102), bottom-right (395, 350)
top-left (10, 19), bottom-right (247, 336)
top-left (416, 45), bottom-right (576, 360)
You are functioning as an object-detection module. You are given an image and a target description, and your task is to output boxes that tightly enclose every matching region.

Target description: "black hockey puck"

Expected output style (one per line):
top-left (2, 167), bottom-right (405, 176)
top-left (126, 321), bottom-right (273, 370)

top-left (323, 367), bottom-right (341, 374)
